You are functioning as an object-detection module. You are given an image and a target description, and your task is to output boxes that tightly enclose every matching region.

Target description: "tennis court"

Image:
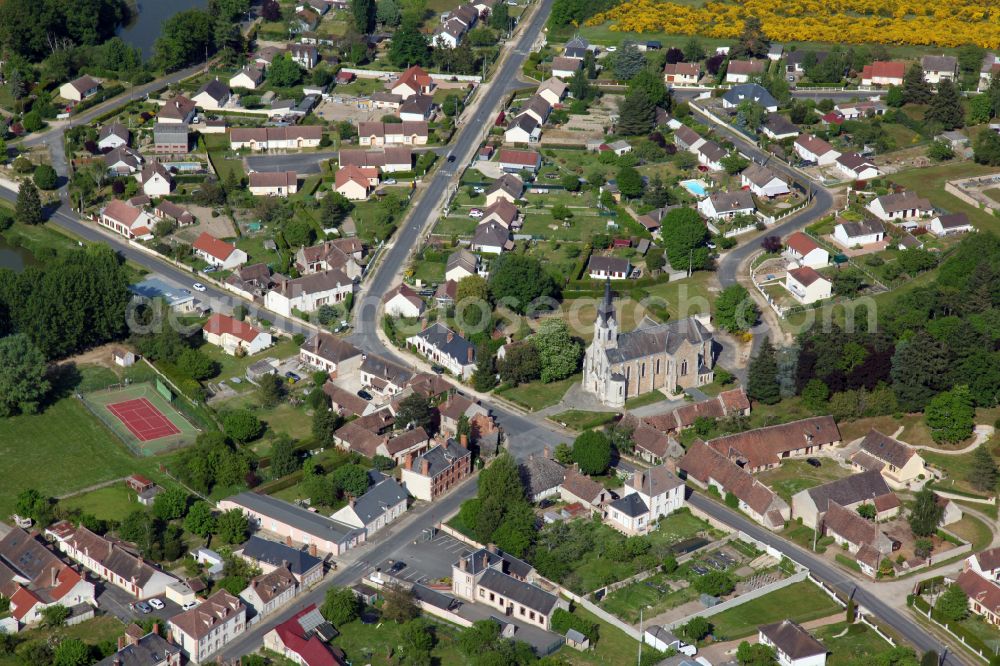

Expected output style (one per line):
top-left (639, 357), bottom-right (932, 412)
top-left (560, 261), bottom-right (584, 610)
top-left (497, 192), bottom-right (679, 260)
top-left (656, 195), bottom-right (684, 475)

top-left (79, 382), bottom-right (200, 456)
top-left (106, 398), bottom-right (181, 442)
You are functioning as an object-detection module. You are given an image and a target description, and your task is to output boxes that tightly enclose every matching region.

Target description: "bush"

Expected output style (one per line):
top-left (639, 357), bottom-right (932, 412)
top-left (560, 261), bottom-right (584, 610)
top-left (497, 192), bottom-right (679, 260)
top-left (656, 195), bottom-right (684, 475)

top-left (551, 608), bottom-right (599, 642)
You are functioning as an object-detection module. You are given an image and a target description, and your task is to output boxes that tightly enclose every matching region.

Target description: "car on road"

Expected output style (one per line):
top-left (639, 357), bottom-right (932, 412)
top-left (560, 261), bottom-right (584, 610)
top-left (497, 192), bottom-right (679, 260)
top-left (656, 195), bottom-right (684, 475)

top-left (181, 601), bottom-right (199, 611)
top-left (384, 179), bottom-right (397, 185)
top-left (148, 598), bottom-right (164, 610)
top-left (135, 601), bottom-right (152, 614)
top-left (192, 282), bottom-right (207, 292)
top-left (357, 389), bottom-right (373, 401)
top-left (606, 46), bottom-right (617, 52)
top-left (806, 458), bottom-right (822, 467)
top-left (447, 154), bottom-right (456, 162)
top-left (389, 560), bottom-right (407, 574)
top-left (469, 208), bottom-right (483, 218)
top-left (430, 364), bottom-right (445, 374)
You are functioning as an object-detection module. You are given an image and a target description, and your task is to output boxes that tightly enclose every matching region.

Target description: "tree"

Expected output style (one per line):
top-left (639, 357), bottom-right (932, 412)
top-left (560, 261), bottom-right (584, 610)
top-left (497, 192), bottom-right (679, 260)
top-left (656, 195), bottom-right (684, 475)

top-left (177, 348), bottom-right (218, 381)
top-left (732, 16), bottom-right (770, 59)
top-left (630, 68), bottom-right (670, 109)
top-left (257, 374), bottom-right (285, 408)
top-left (52, 638), bottom-right (89, 666)
top-left (969, 94), bottom-right (993, 125)
top-left (683, 36), bottom-right (705, 62)
top-left (713, 285), bottom-right (758, 335)
top-left (534, 319), bottom-right (582, 383)
top-left (498, 342), bottom-right (541, 385)
top-left (479, 451), bottom-right (525, 504)
top-left (376, 0), bottom-right (401, 26)
top-left (459, 620), bottom-right (502, 656)
top-left (694, 570), bottom-right (734, 597)
top-left (215, 508), bottom-right (249, 544)
top-left (41, 604), bottom-right (70, 628)
top-left (925, 386), bottom-right (975, 444)
top-left (152, 487), bottom-right (189, 521)
top-left (489, 1), bottom-right (510, 31)
top-left (572, 430), bottom-right (611, 475)
top-left (748, 338), bottom-right (781, 404)
top-left (935, 584), bottom-right (969, 622)
top-left (396, 393), bottom-right (434, 432)
top-left (488, 254), bottom-right (558, 314)
top-left (927, 140), bottom-right (954, 162)
top-left (662, 207), bottom-right (710, 271)
top-left (736, 641), bottom-right (777, 666)
top-left (975, 129), bottom-right (1000, 165)
top-left (351, 0), bottom-right (376, 33)
top-left (312, 408), bottom-right (341, 446)
top-left (902, 64), bottom-right (932, 105)
top-left (721, 152), bottom-right (750, 175)
top-left (455, 274), bottom-right (491, 334)
top-left (15, 180), bottom-right (42, 226)
top-left (891, 333), bottom-right (949, 412)
top-left (617, 88), bottom-right (656, 136)
top-left (613, 42), bottom-right (646, 81)
top-left (33, 164), bottom-right (57, 190)
top-left (261, 0), bottom-right (281, 20)
top-left (968, 446), bottom-right (999, 492)
top-left (801, 378), bottom-right (830, 412)
top-left (856, 503), bottom-right (876, 520)
top-left (382, 582), bottom-right (419, 623)
top-left (221, 409), bottom-right (263, 443)
top-left (270, 434), bottom-right (300, 478)
top-left (333, 464), bottom-right (370, 498)
top-left (0, 334), bottom-right (49, 416)
top-left (734, 100), bottom-right (765, 131)
top-left (615, 165), bottom-right (644, 199)
top-left (399, 618), bottom-right (436, 664)
top-left (926, 80), bottom-right (964, 130)
top-left (266, 53), bottom-right (303, 87)
top-left (15, 489), bottom-right (52, 526)
top-left (321, 192), bottom-right (354, 228)
top-left (321, 587), bottom-right (362, 626)
top-left (568, 67), bottom-right (592, 101)
top-left (908, 488), bottom-right (944, 537)
top-left (154, 9), bottom-right (215, 71)
top-left (679, 616), bottom-right (712, 642)
top-left (472, 343), bottom-right (497, 392)
top-left (921, 652), bottom-right (939, 666)
top-left (389, 20), bottom-right (429, 68)
top-left (184, 501), bottom-right (216, 538)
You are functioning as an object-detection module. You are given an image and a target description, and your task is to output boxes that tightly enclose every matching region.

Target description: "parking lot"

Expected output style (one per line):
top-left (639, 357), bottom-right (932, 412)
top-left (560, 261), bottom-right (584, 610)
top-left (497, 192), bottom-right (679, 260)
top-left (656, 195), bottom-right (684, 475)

top-left (97, 584), bottom-right (187, 623)
top-left (371, 530), bottom-right (474, 585)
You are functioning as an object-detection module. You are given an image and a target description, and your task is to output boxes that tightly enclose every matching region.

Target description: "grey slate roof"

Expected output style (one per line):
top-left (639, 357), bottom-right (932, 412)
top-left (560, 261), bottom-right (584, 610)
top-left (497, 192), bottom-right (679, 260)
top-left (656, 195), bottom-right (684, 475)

top-left (95, 630), bottom-right (181, 666)
top-left (361, 354), bottom-right (413, 387)
top-left (805, 470), bottom-right (893, 512)
top-left (239, 535), bottom-right (323, 576)
top-left (457, 547), bottom-right (533, 579)
top-left (760, 620), bottom-right (826, 660)
top-left (412, 583), bottom-right (458, 610)
top-left (478, 567), bottom-right (560, 614)
top-left (197, 78), bottom-right (230, 104)
top-left (154, 123), bottom-right (188, 143)
top-left (411, 438), bottom-right (471, 478)
top-left (350, 476), bottom-right (408, 526)
top-left (722, 83), bottom-right (778, 109)
top-left (609, 493), bottom-right (649, 518)
top-left (99, 122), bottom-right (129, 142)
top-left (473, 220), bottom-right (511, 249)
top-left (606, 316), bottom-right (711, 364)
top-left (518, 456), bottom-right (566, 498)
top-left (412, 322), bottom-right (475, 365)
top-left (764, 113), bottom-right (799, 136)
top-left (225, 492), bottom-right (363, 546)
top-left (838, 218), bottom-right (885, 238)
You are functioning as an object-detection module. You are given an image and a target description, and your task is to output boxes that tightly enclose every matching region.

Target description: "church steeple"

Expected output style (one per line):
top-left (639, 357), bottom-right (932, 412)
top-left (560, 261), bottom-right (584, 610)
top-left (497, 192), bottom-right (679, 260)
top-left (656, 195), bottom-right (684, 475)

top-left (594, 278), bottom-right (618, 349)
top-left (597, 278), bottom-right (615, 324)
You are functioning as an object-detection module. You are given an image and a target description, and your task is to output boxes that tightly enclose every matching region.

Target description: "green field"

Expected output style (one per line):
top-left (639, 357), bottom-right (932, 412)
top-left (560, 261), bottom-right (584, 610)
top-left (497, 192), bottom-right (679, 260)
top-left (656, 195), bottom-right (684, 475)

top-left (59, 484), bottom-right (141, 523)
top-left (496, 373), bottom-right (580, 411)
top-left (709, 581), bottom-right (842, 640)
top-left (549, 409), bottom-right (618, 431)
top-left (329, 616), bottom-right (465, 665)
top-left (815, 622), bottom-right (893, 665)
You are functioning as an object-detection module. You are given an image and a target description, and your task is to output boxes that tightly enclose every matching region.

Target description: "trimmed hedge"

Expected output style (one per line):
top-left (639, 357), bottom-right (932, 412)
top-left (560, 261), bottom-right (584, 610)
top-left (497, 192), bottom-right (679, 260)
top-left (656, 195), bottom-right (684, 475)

top-left (551, 608), bottom-right (599, 642)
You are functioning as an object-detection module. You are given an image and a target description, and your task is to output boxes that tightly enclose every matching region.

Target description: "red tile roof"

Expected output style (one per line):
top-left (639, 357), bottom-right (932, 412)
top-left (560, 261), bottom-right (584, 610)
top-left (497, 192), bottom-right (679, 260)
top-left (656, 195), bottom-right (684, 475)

top-left (788, 266), bottom-right (826, 287)
top-left (193, 232), bottom-right (239, 262)
top-left (707, 416), bottom-right (840, 471)
top-left (273, 604), bottom-right (345, 666)
top-left (957, 569), bottom-right (1000, 617)
top-left (497, 148), bottom-right (541, 167)
top-left (785, 231), bottom-right (820, 256)
top-left (203, 313), bottom-right (264, 344)
top-left (862, 61), bottom-right (906, 80)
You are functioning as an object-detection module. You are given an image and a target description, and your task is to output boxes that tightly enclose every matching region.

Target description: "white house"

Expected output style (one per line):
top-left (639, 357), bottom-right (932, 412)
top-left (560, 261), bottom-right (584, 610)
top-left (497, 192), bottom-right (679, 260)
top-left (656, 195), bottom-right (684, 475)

top-left (725, 59), bottom-right (765, 83)
top-left (696, 140), bottom-right (727, 171)
top-left (289, 44), bottom-right (319, 69)
top-left (249, 171), bottom-right (299, 197)
top-left (330, 472), bottom-right (408, 538)
top-left (588, 255), bottom-right (631, 280)
top-left (860, 61), bottom-right (906, 87)
top-left (230, 126), bottom-right (323, 151)
top-left (835, 153), bottom-right (881, 181)
top-left (389, 66), bottom-right (435, 100)
top-left (762, 113), bottom-right (800, 141)
top-left (834, 219), bottom-right (885, 247)
top-left (698, 190), bottom-right (756, 220)
top-left (97, 123), bottom-right (130, 151)
top-left (663, 62), bottom-right (700, 86)
top-left (784, 231), bottom-right (829, 269)
top-left (265, 269), bottom-right (355, 317)
top-left (967, 547), bottom-right (1000, 582)
top-left (229, 66), bottom-right (264, 90)
top-left (867, 191), bottom-right (933, 223)
top-left (203, 313), bottom-right (271, 356)
top-left (59, 75), bottom-right (100, 102)
top-left (794, 134), bottom-right (840, 165)
top-left (192, 79), bottom-right (231, 110)
top-left (537, 77), bottom-right (568, 106)
top-left (551, 57), bottom-right (582, 79)
top-left (644, 626), bottom-right (696, 656)
top-left (721, 83), bottom-right (778, 112)
top-left (193, 232), bottom-right (248, 270)
top-left (930, 212), bottom-right (974, 236)
top-left (168, 590), bottom-right (246, 664)
top-left (470, 220), bottom-right (512, 254)
top-left (99, 199), bottom-right (154, 240)
top-left (137, 163), bottom-right (173, 197)
top-left (335, 165), bottom-right (377, 201)
top-left (406, 323), bottom-right (476, 379)
top-left (741, 163), bottom-right (789, 198)
top-left (759, 620), bottom-right (827, 666)
top-left (785, 266), bottom-right (832, 304)
top-left (299, 331), bottom-right (362, 378)
top-left (922, 55), bottom-right (958, 84)
top-left (505, 115), bottom-right (541, 144)
top-left (239, 568), bottom-right (297, 619)
top-left (384, 282), bottom-right (425, 318)
top-left (604, 465), bottom-right (684, 536)
top-left (446, 249), bottom-right (479, 282)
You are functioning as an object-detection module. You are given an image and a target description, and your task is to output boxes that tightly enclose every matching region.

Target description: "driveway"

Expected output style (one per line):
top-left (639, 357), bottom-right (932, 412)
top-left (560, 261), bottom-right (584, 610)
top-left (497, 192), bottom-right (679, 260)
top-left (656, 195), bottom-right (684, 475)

top-left (97, 584), bottom-right (185, 623)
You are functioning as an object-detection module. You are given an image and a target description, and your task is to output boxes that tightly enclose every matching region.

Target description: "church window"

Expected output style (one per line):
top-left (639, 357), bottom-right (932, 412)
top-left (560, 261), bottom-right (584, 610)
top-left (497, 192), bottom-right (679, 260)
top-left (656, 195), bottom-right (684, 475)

top-left (641, 363), bottom-right (645, 377)
top-left (655, 359), bottom-right (660, 374)
top-left (681, 360), bottom-right (688, 376)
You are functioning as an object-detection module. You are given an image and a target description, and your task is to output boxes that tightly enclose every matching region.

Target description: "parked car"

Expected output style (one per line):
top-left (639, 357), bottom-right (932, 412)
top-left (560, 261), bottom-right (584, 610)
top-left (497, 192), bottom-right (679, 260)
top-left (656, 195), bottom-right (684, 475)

top-left (192, 282), bottom-right (207, 292)
top-left (806, 458), bottom-right (822, 468)
top-left (148, 598), bottom-right (165, 610)
top-left (384, 178), bottom-right (397, 185)
top-left (447, 154), bottom-right (456, 162)
top-left (135, 601), bottom-right (152, 614)
top-left (469, 208), bottom-right (484, 218)
top-left (430, 364), bottom-right (446, 374)
top-left (284, 371), bottom-right (301, 383)
top-left (181, 601), bottom-right (199, 611)
top-left (606, 46), bottom-right (617, 52)
top-left (357, 389), bottom-right (373, 401)
top-left (389, 560), bottom-right (407, 574)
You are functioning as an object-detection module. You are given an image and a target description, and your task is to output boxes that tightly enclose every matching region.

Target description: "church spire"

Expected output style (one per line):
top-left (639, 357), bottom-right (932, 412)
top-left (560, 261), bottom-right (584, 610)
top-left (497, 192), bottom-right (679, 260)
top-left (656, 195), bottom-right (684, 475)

top-left (597, 278), bottom-right (615, 324)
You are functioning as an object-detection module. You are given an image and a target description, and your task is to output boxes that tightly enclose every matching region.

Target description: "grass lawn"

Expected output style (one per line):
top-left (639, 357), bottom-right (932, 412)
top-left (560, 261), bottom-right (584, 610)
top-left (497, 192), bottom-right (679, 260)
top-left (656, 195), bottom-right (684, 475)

top-left (945, 515), bottom-right (993, 551)
top-left (59, 485), bottom-right (140, 523)
top-left (329, 616), bottom-right (465, 665)
top-left (922, 448), bottom-right (995, 496)
top-left (0, 396), bottom-right (179, 518)
top-left (756, 459), bottom-right (854, 503)
top-left (836, 413), bottom-right (937, 448)
top-left (496, 373), bottom-right (579, 411)
top-left (709, 581), bottom-right (842, 640)
top-left (641, 271), bottom-right (716, 322)
top-left (600, 573), bottom-right (699, 623)
top-left (201, 337), bottom-right (300, 383)
top-left (2, 221), bottom-right (86, 256)
top-left (0, 616), bottom-right (125, 666)
top-left (520, 212), bottom-right (612, 242)
top-left (891, 161), bottom-right (1000, 238)
top-left (560, 605), bottom-right (646, 665)
top-left (217, 393), bottom-right (316, 441)
top-left (625, 390), bottom-right (670, 409)
top-left (549, 410), bottom-right (618, 431)
top-left (816, 621), bottom-right (892, 666)
top-left (432, 215), bottom-right (479, 237)
top-left (335, 78), bottom-right (385, 97)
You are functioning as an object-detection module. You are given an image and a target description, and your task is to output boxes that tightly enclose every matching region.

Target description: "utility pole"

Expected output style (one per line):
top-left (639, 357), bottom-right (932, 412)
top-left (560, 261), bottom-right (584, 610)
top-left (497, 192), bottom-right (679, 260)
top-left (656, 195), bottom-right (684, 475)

top-left (637, 608), bottom-right (643, 665)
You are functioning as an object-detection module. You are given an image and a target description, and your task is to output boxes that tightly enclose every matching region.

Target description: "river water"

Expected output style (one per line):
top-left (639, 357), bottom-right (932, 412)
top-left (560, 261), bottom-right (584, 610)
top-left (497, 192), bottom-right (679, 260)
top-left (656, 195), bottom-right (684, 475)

top-left (117, 0), bottom-right (209, 58)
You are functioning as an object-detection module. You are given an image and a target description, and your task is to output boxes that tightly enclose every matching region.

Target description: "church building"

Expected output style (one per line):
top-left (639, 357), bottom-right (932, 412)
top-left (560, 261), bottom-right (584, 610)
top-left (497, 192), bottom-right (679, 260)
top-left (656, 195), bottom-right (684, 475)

top-left (582, 281), bottom-right (716, 407)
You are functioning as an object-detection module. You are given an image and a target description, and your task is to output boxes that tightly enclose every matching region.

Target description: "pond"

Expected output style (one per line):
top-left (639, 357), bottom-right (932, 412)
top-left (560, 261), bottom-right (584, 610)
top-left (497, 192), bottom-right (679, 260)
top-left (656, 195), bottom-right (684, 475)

top-left (118, 0), bottom-right (209, 58)
top-left (0, 236), bottom-right (37, 272)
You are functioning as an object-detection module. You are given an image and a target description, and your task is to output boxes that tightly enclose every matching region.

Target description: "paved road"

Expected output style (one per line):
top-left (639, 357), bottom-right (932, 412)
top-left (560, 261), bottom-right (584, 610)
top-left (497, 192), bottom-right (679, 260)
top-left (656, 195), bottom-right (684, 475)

top-left (245, 147), bottom-right (447, 174)
top-left (689, 494), bottom-right (971, 666)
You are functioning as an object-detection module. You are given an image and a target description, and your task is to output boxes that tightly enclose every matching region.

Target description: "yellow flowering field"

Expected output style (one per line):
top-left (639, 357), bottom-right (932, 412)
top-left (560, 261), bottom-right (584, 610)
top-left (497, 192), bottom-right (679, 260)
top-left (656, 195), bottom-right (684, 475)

top-left (586, 0), bottom-right (1000, 48)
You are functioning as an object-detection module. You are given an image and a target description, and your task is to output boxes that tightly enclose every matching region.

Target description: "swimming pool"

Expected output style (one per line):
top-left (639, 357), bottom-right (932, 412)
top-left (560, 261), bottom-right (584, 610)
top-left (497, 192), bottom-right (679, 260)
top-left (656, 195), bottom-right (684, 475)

top-left (680, 179), bottom-right (709, 197)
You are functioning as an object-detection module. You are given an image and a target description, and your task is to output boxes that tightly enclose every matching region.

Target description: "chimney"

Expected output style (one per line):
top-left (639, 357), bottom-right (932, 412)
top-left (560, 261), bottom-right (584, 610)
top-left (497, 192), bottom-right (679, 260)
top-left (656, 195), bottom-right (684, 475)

top-left (309, 543), bottom-right (318, 557)
top-left (153, 622), bottom-right (159, 637)
top-left (421, 459), bottom-right (430, 476)
top-left (487, 543), bottom-right (497, 554)
top-left (117, 636), bottom-right (125, 651)
top-left (543, 446), bottom-right (551, 459)
top-left (285, 535), bottom-right (293, 547)
top-left (481, 552), bottom-right (489, 569)
top-left (635, 472), bottom-right (644, 489)
top-left (51, 566), bottom-right (58, 588)
top-left (467, 347), bottom-right (474, 363)
top-left (349, 497), bottom-right (356, 508)
top-left (405, 454), bottom-right (415, 471)
top-left (460, 433), bottom-right (468, 448)
top-left (459, 557), bottom-right (467, 572)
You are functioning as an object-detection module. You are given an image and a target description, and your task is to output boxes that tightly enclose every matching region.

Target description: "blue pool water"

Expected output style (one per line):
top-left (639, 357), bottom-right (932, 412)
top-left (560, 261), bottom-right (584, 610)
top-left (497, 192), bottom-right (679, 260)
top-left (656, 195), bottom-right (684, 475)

top-left (680, 179), bottom-right (708, 196)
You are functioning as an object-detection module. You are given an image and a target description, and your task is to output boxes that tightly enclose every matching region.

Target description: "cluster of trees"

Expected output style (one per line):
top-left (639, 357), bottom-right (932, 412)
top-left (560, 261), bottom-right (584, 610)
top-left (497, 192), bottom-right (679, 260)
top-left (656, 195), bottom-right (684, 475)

top-left (174, 431), bottom-right (255, 494)
top-left (0, 0), bottom-right (128, 62)
top-left (300, 459), bottom-right (373, 508)
top-left (131, 323), bottom-right (220, 385)
top-left (154, 0), bottom-right (253, 71)
top-left (614, 43), bottom-right (672, 136)
top-left (454, 453), bottom-right (536, 556)
top-left (747, 235), bottom-right (1000, 450)
top-left (496, 319), bottom-right (583, 387)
